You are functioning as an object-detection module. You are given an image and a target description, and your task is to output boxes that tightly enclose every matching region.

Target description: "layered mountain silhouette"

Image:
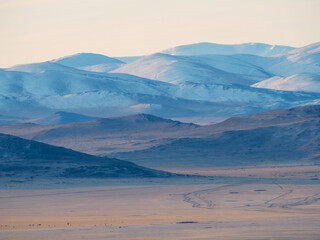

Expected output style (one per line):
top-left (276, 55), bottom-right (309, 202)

top-left (1, 105), bottom-right (319, 169)
top-left (0, 114), bottom-right (198, 155)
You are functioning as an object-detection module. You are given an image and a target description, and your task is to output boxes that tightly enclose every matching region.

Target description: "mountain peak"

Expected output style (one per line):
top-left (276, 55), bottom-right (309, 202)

top-left (28, 111), bottom-right (100, 125)
top-left (97, 113), bottom-right (174, 124)
top-left (51, 53), bottom-right (124, 68)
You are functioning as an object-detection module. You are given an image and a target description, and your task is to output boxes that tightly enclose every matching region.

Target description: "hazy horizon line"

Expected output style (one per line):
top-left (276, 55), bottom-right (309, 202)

top-left (3, 40), bottom-right (318, 68)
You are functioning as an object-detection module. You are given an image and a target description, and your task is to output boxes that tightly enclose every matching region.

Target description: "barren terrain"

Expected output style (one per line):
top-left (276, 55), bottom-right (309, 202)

top-left (1, 165), bottom-right (319, 240)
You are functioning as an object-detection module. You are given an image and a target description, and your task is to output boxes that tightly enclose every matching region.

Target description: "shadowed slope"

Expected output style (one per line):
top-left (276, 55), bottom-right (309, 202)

top-left (0, 133), bottom-right (173, 178)
top-left (0, 114), bottom-right (199, 155)
top-left (111, 105), bottom-right (320, 168)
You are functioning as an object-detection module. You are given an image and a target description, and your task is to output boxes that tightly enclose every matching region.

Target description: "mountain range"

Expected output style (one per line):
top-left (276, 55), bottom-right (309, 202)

top-left (111, 105), bottom-right (320, 169)
top-left (1, 105), bottom-right (319, 169)
top-left (1, 41), bottom-right (320, 124)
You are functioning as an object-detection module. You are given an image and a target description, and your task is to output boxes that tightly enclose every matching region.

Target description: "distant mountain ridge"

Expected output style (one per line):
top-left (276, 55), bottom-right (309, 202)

top-left (160, 42), bottom-right (295, 57)
top-left (26, 111), bottom-right (101, 125)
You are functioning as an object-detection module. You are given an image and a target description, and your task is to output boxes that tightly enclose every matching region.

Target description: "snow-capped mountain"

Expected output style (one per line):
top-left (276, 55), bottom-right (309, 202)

top-left (160, 42), bottom-right (295, 57)
top-left (114, 42), bottom-right (320, 93)
top-left (250, 42), bottom-right (320, 92)
top-left (275, 41), bottom-right (320, 64)
top-left (51, 53), bottom-right (125, 72)
top-left (51, 53), bottom-right (123, 67)
top-left (111, 53), bottom-right (258, 85)
top-left (0, 62), bottom-right (179, 117)
top-left (1, 42), bottom-right (320, 123)
top-left (2, 62), bottom-right (175, 99)
top-left (7, 61), bottom-right (74, 73)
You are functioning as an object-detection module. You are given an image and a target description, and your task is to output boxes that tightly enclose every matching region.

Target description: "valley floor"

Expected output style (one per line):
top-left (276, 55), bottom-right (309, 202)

top-left (0, 165), bottom-right (320, 240)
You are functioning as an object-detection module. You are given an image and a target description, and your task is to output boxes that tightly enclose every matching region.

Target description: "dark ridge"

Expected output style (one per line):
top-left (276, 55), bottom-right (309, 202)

top-left (0, 133), bottom-right (174, 179)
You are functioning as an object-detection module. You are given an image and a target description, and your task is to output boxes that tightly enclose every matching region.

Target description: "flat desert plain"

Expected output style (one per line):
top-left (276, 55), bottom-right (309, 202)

top-left (0, 165), bottom-right (320, 240)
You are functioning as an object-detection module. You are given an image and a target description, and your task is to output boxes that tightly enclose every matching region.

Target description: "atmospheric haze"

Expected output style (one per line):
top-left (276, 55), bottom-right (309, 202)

top-left (1, 0), bottom-right (320, 67)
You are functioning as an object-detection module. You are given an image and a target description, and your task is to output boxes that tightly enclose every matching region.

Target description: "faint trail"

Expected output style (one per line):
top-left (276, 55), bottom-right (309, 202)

top-left (264, 189), bottom-right (293, 208)
top-left (263, 171), bottom-right (294, 208)
top-left (182, 182), bottom-right (247, 209)
top-left (265, 173), bottom-right (320, 209)
top-left (280, 193), bottom-right (320, 209)
top-left (0, 186), bottom-right (156, 199)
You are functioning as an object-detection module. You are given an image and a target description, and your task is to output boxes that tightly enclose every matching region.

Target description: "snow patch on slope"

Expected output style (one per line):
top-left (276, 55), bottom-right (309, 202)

top-left (112, 53), bottom-right (256, 85)
top-left (252, 74), bottom-right (320, 93)
top-left (78, 62), bottom-right (124, 72)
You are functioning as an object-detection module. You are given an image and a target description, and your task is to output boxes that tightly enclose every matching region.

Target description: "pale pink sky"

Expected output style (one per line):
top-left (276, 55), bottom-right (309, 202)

top-left (1, 0), bottom-right (319, 67)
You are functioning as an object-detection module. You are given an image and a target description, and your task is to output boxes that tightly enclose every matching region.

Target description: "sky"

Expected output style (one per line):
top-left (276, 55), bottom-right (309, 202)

top-left (0, 0), bottom-right (319, 67)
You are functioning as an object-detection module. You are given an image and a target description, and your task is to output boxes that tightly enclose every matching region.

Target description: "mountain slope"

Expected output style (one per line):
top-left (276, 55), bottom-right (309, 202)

top-left (3, 60), bottom-right (320, 121)
top-left (2, 105), bottom-right (320, 169)
top-left (2, 42), bottom-right (320, 122)
top-left (275, 41), bottom-right (320, 64)
top-left (27, 111), bottom-right (101, 125)
top-left (110, 105), bottom-right (320, 169)
top-left (113, 120), bottom-right (320, 169)
top-left (0, 114), bottom-right (26, 125)
top-left (160, 42), bottom-right (295, 57)
top-left (51, 53), bottom-right (124, 68)
top-left (114, 43), bottom-right (320, 85)
top-left (195, 104), bottom-right (320, 134)
top-left (252, 74), bottom-right (320, 93)
top-left (112, 53), bottom-right (257, 85)
top-left (0, 133), bottom-right (173, 179)
top-left (114, 43), bottom-right (320, 95)
top-left (78, 62), bottom-right (124, 72)
top-left (49, 53), bottom-right (125, 72)
top-left (111, 52), bottom-right (320, 103)
top-left (249, 42), bottom-right (320, 93)
top-left (0, 114), bottom-right (198, 155)
top-left (1, 62), bottom-right (178, 111)
top-left (114, 56), bottom-right (143, 63)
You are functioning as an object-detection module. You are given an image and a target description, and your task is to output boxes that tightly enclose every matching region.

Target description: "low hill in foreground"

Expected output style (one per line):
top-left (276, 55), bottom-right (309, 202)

top-left (0, 133), bottom-right (173, 179)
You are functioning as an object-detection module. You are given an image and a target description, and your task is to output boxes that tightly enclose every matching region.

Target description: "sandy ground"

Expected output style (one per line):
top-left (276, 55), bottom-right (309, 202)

top-left (168, 164), bottom-right (320, 179)
top-left (0, 165), bottom-right (320, 239)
